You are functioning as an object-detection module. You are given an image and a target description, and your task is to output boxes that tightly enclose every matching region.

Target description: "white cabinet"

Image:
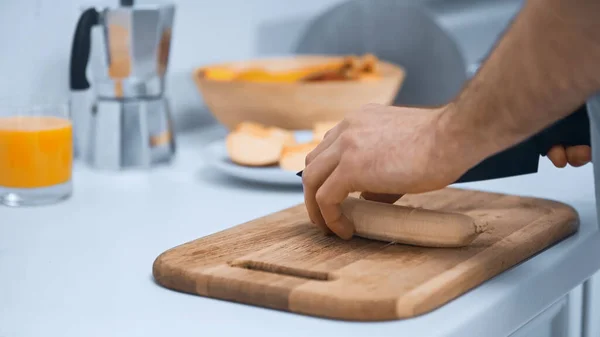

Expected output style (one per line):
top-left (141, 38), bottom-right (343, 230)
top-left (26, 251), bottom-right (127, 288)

top-left (510, 285), bottom-right (584, 337)
top-left (505, 270), bottom-right (600, 337)
top-left (584, 271), bottom-right (600, 337)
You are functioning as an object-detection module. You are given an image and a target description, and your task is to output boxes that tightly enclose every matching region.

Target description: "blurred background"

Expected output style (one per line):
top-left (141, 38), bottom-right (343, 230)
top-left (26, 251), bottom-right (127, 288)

top-left (0, 0), bottom-right (523, 132)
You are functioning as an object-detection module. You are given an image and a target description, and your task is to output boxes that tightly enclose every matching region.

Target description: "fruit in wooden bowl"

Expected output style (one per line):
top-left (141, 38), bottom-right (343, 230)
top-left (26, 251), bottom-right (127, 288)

top-left (193, 54), bottom-right (405, 130)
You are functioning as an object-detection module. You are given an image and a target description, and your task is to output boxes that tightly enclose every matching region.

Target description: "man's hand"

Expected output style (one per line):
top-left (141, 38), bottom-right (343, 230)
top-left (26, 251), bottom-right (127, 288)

top-left (302, 103), bottom-right (476, 239)
top-left (547, 145), bottom-right (591, 168)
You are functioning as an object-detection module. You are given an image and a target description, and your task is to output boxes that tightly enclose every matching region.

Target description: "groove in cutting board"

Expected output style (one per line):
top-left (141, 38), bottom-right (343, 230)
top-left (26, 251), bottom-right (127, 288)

top-left (153, 188), bottom-right (579, 321)
top-left (229, 260), bottom-right (334, 281)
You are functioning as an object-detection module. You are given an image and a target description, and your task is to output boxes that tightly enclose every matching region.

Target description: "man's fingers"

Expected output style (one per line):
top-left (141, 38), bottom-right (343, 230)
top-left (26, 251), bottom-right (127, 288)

top-left (302, 146), bottom-right (341, 234)
top-left (305, 122), bottom-right (344, 167)
top-left (547, 145), bottom-right (591, 168)
top-left (315, 167), bottom-right (354, 240)
top-left (547, 145), bottom-right (568, 168)
top-left (359, 192), bottom-right (403, 204)
top-left (566, 145), bottom-right (591, 167)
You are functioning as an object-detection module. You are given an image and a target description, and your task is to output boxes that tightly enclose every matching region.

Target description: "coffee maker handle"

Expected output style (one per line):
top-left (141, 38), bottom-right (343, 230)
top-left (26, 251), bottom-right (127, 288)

top-left (69, 8), bottom-right (99, 91)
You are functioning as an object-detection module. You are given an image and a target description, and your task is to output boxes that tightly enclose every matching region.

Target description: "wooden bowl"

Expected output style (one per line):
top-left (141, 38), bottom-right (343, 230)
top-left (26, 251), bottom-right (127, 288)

top-left (192, 55), bottom-right (406, 130)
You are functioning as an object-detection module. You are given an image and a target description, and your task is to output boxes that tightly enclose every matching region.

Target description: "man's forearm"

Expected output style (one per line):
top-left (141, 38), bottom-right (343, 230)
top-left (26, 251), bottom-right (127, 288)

top-left (440, 0), bottom-right (600, 166)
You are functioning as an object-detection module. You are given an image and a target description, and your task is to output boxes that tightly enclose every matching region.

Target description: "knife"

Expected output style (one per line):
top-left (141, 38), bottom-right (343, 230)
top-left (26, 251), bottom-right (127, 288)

top-left (296, 104), bottom-right (590, 183)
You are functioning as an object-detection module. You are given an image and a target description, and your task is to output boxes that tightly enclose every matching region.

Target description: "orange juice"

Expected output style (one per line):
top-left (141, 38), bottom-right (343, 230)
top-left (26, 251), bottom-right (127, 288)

top-left (0, 116), bottom-right (72, 188)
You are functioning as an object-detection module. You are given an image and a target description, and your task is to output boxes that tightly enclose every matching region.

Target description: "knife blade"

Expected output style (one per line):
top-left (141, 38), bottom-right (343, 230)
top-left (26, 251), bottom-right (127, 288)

top-left (297, 104), bottom-right (590, 183)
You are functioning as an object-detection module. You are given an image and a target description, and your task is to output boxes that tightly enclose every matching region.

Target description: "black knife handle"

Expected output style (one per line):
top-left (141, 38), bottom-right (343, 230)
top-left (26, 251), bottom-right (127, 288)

top-left (534, 104), bottom-right (590, 156)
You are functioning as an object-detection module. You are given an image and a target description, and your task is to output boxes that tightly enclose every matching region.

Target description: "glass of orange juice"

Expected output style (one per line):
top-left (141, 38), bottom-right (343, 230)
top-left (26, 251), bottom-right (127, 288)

top-left (0, 102), bottom-right (73, 206)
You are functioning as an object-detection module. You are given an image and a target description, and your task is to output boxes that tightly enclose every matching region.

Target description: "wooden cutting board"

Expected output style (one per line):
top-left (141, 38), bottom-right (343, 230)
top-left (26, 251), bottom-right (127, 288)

top-left (153, 188), bottom-right (579, 321)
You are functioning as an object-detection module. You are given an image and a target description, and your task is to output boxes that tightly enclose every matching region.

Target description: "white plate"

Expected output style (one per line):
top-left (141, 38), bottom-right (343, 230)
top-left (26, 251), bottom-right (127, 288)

top-left (201, 131), bottom-right (313, 186)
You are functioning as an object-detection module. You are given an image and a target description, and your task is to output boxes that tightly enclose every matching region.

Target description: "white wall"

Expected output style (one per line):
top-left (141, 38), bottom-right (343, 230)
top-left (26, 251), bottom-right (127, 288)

top-left (0, 0), bottom-right (345, 130)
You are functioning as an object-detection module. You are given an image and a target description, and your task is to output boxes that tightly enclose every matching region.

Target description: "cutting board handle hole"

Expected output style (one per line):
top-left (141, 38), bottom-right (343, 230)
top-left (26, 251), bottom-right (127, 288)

top-left (229, 260), bottom-right (335, 281)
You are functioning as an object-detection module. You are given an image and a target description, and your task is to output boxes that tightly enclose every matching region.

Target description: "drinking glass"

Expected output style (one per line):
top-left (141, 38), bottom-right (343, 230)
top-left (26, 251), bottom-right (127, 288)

top-left (0, 102), bottom-right (73, 206)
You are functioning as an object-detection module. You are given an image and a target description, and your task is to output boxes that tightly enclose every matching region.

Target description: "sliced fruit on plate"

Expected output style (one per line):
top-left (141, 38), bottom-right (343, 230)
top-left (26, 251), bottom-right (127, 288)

top-left (279, 141), bottom-right (320, 172)
top-left (225, 122), bottom-right (294, 166)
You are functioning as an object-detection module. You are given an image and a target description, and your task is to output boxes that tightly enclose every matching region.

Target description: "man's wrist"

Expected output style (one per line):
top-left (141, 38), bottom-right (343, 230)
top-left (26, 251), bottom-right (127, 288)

top-left (435, 0), bottom-right (600, 171)
top-left (433, 103), bottom-right (496, 176)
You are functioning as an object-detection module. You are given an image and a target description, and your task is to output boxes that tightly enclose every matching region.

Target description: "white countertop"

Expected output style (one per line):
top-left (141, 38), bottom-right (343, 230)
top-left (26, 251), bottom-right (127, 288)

top-left (2, 125), bottom-right (600, 337)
